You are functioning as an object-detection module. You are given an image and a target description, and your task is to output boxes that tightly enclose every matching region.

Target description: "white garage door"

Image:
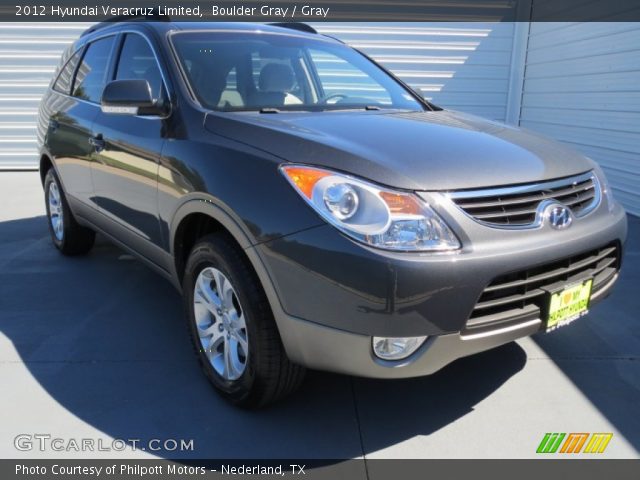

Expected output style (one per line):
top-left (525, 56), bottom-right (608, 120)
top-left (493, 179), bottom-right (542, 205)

top-left (0, 22), bottom-right (516, 170)
top-left (520, 22), bottom-right (640, 216)
top-left (0, 23), bottom-right (92, 169)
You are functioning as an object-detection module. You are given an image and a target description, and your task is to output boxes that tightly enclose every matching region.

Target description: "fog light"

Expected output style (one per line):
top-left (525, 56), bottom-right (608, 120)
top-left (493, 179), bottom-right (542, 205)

top-left (372, 336), bottom-right (427, 360)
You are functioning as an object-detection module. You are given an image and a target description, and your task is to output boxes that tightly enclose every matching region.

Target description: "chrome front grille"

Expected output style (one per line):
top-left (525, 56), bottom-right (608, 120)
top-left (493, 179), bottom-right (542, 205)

top-left (450, 171), bottom-right (600, 227)
top-left (464, 243), bottom-right (620, 335)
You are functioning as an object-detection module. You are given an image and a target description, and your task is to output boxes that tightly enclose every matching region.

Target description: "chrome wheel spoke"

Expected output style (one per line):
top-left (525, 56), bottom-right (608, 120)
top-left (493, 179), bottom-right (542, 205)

top-left (233, 330), bottom-right (248, 356)
top-left (228, 309), bottom-right (245, 330)
top-left (194, 273), bottom-right (222, 315)
top-left (205, 335), bottom-right (224, 357)
top-left (214, 269), bottom-right (234, 308)
top-left (223, 339), bottom-right (238, 379)
top-left (197, 320), bottom-right (219, 340)
top-left (204, 339), bottom-right (224, 368)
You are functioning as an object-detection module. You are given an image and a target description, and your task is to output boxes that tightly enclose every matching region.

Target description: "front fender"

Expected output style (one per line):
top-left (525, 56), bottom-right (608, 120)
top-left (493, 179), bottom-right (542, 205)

top-left (169, 194), bottom-right (256, 256)
top-left (168, 194), bottom-right (317, 351)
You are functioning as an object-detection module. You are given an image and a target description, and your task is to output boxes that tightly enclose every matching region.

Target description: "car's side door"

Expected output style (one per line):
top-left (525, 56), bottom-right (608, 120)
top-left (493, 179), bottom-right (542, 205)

top-left (89, 32), bottom-right (169, 265)
top-left (46, 36), bottom-right (116, 208)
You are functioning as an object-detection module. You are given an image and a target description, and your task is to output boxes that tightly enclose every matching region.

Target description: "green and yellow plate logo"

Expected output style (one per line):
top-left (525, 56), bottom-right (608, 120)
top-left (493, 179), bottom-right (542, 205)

top-left (536, 433), bottom-right (613, 454)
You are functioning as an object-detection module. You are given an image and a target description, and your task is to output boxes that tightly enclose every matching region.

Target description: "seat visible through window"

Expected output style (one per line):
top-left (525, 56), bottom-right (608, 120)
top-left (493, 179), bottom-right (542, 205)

top-left (248, 63), bottom-right (302, 107)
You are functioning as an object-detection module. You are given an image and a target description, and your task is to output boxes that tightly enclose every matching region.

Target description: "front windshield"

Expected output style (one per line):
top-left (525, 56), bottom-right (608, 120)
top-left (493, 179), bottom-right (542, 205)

top-left (170, 30), bottom-right (424, 112)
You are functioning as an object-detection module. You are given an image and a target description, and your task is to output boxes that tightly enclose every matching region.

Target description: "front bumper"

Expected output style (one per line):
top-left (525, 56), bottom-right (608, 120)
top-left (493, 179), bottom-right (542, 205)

top-left (254, 195), bottom-right (627, 377)
top-left (274, 271), bottom-right (618, 378)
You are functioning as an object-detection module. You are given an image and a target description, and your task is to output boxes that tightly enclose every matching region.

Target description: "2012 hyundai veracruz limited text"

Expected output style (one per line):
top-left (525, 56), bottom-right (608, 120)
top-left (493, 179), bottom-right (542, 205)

top-left (37, 20), bottom-right (627, 407)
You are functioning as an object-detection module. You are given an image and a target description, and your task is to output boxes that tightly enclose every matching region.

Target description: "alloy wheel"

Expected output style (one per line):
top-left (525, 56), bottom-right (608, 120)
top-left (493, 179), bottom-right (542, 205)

top-left (48, 180), bottom-right (64, 241)
top-left (193, 267), bottom-right (249, 380)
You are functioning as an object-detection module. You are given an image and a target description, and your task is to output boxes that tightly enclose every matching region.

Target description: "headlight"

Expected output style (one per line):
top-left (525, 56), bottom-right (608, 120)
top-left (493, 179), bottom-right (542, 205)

top-left (593, 164), bottom-right (615, 212)
top-left (280, 165), bottom-right (460, 252)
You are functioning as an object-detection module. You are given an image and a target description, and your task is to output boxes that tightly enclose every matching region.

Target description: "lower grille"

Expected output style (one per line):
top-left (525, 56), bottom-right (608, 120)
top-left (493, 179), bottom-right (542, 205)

top-left (464, 243), bottom-right (620, 335)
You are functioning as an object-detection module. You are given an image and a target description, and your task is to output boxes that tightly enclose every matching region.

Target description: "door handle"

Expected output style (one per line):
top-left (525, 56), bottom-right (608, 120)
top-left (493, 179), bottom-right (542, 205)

top-left (88, 135), bottom-right (105, 153)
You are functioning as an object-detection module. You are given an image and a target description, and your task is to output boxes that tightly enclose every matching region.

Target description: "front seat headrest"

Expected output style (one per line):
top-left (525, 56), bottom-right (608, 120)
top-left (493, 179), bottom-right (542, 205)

top-left (258, 63), bottom-right (295, 92)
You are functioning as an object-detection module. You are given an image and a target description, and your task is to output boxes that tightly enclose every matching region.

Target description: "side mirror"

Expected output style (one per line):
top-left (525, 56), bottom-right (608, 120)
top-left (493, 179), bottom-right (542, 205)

top-left (101, 79), bottom-right (165, 116)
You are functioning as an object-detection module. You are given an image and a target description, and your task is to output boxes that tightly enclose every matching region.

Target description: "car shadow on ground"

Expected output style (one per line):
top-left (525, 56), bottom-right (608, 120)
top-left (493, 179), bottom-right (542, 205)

top-left (531, 214), bottom-right (640, 452)
top-left (0, 215), bottom-right (527, 460)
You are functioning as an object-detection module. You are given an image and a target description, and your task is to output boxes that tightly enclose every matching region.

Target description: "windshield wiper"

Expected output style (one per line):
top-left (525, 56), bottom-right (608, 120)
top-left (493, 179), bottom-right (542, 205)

top-left (256, 105), bottom-right (382, 113)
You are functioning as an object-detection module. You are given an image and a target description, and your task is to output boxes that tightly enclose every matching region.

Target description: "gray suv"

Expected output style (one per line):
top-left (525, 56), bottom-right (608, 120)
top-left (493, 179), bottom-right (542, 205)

top-left (37, 20), bottom-right (627, 407)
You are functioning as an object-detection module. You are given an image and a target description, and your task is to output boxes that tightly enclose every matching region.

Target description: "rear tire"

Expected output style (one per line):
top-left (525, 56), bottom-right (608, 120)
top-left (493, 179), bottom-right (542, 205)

top-left (183, 233), bottom-right (305, 408)
top-left (44, 168), bottom-right (95, 255)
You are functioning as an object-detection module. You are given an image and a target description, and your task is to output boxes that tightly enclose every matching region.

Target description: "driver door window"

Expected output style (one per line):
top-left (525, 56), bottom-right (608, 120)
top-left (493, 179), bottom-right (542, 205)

top-left (115, 33), bottom-right (166, 103)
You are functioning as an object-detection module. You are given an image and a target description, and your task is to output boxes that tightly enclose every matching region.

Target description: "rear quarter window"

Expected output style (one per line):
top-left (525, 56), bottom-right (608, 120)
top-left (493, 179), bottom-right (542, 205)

top-left (52, 49), bottom-right (82, 95)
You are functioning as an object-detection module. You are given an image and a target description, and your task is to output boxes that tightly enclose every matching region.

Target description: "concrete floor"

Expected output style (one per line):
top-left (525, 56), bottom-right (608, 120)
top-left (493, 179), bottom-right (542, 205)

top-left (0, 172), bottom-right (638, 462)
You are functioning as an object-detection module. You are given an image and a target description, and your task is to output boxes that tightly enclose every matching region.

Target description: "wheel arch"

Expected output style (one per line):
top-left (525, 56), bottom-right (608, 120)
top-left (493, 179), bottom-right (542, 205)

top-left (171, 196), bottom-right (260, 288)
top-left (170, 196), bottom-right (288, 339)
top-left (38, 150), bottom-right (66, 193)
top-left (39, 153), bottom-right (54, 185)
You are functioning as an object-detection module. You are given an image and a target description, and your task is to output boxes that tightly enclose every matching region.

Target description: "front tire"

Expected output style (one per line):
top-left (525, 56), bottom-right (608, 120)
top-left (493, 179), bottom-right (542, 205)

top-left (183, 233), bottom-right (305, 408)
top-left (44, 168), bottom-right (95, 255)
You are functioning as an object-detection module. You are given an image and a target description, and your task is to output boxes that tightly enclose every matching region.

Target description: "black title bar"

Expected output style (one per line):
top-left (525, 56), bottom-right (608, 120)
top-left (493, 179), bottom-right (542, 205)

top-left (3, 0), bottom-right (640, 22)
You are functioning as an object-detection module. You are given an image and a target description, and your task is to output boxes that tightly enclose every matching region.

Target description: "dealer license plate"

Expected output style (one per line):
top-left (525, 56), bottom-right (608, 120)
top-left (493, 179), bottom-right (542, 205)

top-left (545, 279), bottom-right (593, 331)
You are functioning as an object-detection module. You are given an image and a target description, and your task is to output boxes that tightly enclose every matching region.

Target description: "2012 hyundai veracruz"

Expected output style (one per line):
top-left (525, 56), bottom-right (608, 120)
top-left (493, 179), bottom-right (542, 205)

top-left (38, 20), bottom-right (627, 407)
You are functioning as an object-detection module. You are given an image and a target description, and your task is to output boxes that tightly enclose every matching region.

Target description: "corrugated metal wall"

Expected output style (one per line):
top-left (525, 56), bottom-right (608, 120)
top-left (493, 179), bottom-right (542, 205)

top-left (520, 22), bottom-right (640, 216)
top-left (0, 22), bottom-right (516, 169)
top-left (0, 23), bottom-right (92, 169)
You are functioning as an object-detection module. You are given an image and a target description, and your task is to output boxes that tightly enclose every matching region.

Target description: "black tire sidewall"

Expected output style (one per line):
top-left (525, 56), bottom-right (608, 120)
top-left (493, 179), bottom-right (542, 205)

top-left (183, 237), bottom-right (260, 404)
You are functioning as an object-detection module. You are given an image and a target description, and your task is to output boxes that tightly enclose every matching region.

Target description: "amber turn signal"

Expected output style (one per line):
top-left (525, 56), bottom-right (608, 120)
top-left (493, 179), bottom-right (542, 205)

top-left (281, 166), bottom-right (330, 199)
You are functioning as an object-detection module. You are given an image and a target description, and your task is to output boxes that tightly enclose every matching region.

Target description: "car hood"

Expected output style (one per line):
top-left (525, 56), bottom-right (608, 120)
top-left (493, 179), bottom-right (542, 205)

top-left (204, 109), bottom-right (594, 191)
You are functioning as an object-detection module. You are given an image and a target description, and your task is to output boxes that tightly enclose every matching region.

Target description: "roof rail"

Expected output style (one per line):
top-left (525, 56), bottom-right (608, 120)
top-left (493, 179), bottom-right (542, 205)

top-left (268, 22), bottom-right (317, 34)
top-left (81, 8), bottom-right (170, 37)
top-left (321, 34), bottom-right (345, 44)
